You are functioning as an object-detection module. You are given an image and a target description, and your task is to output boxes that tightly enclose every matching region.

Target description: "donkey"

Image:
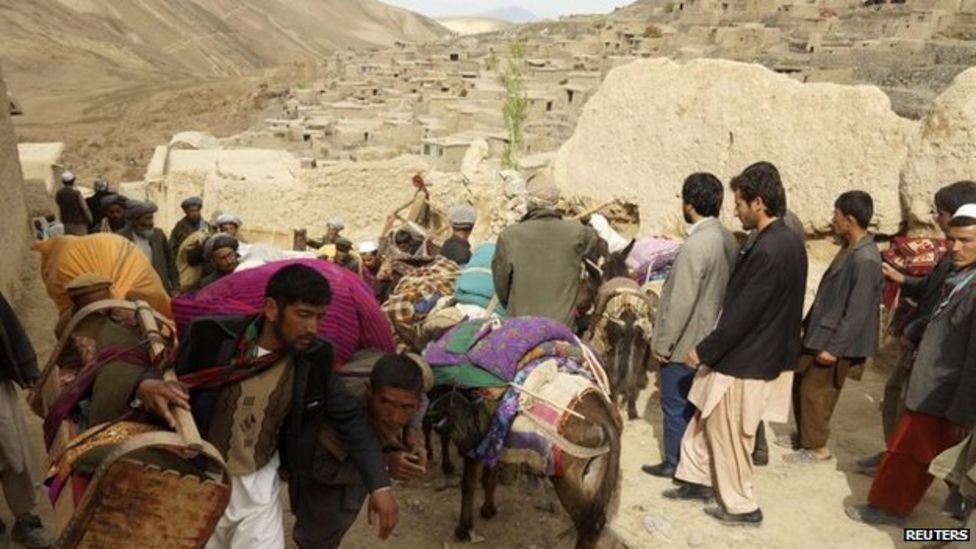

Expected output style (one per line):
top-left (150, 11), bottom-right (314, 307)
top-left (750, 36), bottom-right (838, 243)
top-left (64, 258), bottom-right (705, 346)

top-left (587, 241), bottom-right (658, 419)
top-left (454, 388), bottom-right (621, 549)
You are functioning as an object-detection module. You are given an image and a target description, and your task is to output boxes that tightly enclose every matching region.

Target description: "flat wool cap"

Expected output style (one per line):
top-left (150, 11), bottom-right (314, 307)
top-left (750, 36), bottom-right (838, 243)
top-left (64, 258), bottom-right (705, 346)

top-left (66, 273), bottom-right (113, 296)
top-left (449, 205), bottom-right (476, 229)
top-left (215, 213), bottom-right (242, 227)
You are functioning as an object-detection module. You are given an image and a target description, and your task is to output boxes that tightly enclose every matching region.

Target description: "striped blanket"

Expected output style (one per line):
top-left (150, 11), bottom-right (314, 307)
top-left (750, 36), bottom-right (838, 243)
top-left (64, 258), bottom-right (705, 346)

top-left (171, 259), bottom-right (395, 369)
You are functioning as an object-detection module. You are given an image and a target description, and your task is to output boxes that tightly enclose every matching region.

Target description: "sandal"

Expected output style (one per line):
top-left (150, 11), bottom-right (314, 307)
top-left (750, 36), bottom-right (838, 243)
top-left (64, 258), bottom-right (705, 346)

top-left (783, 449), bottom-right (832, 464)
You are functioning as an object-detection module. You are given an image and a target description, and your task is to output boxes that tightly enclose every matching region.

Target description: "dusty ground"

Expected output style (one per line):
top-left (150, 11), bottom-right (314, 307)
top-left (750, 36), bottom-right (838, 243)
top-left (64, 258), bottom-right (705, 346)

top-left (2, 250), bottom-right (959, 548)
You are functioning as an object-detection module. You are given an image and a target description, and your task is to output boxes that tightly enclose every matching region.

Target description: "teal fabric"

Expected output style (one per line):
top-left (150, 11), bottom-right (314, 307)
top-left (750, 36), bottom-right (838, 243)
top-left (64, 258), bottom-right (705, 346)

top-left (431, 363), bottom-right (507, 388)
top-left (455, 244), bottom-right (507, 316)
top-left (445, 319), bottom-right (487, 354)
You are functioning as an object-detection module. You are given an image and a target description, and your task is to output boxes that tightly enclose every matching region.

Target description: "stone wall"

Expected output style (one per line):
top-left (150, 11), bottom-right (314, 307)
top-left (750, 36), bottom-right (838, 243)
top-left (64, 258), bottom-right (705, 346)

top-left (0, 65), bottom-right (31, 299)
top-left (554, 58), bottom-right (915, 235)
top-left (901, 66), bottom-right (976, 225)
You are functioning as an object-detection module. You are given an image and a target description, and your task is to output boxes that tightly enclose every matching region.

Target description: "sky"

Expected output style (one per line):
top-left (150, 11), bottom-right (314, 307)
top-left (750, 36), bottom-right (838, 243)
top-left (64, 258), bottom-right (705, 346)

top-left (381, 1), bottom-right (635, 20)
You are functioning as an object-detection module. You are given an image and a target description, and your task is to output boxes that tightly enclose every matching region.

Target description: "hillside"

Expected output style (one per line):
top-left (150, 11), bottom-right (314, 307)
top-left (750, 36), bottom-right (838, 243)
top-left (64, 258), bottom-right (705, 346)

top-left (0, 0), bottom-right (448, 118)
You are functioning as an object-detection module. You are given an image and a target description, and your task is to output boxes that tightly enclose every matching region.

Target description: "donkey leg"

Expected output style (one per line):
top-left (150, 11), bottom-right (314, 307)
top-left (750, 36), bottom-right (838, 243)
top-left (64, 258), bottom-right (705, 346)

top-left (626, 388), bottom-right (639, 420)
top-left (455, 456), bottom-right (480, 541)
top-left (480, 465), bottom-right (500, 519)
top-left (441, 432), bottom-right (455, 475)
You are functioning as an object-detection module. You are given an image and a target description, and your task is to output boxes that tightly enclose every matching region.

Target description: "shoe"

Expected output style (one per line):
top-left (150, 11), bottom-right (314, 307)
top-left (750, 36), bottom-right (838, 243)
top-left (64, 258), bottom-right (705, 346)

top-left (641, 462), bottom-right (677, 478)
top-left (704, 506), bottom-right (763, 526)
top-left (845, 504), bottom-right (905, 526)
top-left (662, 482), bottom-right (714, 502)
top-left (856, 452), bottom-right (884, 471)
top-left (774, 432), bottom-right (799, 450)
top-left (12, 514), bottom-right (54, 549)
top-left (752, 450), bottom-right (769, 466)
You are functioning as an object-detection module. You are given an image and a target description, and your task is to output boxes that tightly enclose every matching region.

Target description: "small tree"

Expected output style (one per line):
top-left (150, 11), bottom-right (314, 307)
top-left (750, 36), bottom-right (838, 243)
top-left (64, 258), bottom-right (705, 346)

top-left (501, 38), bottom-right (528, 170)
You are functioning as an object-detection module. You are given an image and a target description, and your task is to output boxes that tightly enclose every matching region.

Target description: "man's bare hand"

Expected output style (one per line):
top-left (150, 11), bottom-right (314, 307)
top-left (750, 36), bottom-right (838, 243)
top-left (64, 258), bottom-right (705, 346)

top-left (385, 451), bottom-right (426, 482)
top-left (686, 348), bottom-right (701, 368)
top-left (881, 263), bottom-right (905, 285)
top-left (136, 379), bottom-right (189, 429)
top-left (368, 488), bottom-right (399, 540)
top-left (816, 350), bottom-right (839, 366)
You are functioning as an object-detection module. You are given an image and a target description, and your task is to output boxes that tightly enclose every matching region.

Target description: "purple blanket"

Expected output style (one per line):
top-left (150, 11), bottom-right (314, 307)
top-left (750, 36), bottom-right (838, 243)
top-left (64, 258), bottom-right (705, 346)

top-left (424, 317), bottom-right (577, 381)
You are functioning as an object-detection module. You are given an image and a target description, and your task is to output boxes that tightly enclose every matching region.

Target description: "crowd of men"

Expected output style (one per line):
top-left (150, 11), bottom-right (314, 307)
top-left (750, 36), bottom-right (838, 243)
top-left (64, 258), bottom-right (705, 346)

top-left (0, 163), bottom-right (972, 547)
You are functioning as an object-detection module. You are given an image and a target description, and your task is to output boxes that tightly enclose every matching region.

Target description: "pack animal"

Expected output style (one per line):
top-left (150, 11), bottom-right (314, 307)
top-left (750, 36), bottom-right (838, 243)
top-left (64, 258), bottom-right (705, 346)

top-left (454, 388), bottom-right (621, 549)
top-left (588, 241), bottom-right (658, 419)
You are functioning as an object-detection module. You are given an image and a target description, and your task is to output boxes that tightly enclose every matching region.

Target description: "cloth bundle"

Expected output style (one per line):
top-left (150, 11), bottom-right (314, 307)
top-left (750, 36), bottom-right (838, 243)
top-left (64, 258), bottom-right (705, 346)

top-left (626, 237), bottom-right (680, 284)
top-left (454, 244), bottom-right (506, 316)
top-left (35, 234), bottom-right (171, 318)
top-left (172, 259), bottom-right (394, 369)
top-left (382, 256), bottom-right (461, 328)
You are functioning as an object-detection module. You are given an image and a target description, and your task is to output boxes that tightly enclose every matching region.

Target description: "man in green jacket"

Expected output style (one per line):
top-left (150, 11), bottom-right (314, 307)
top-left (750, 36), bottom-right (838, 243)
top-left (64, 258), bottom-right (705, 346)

top-left (492, 172), bottom-right (598, 328)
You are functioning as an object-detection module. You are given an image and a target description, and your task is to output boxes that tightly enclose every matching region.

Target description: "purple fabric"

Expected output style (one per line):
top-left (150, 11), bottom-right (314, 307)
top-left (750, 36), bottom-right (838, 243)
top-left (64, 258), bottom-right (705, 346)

top-left (172, 259), bottom-right (394, 369)
top-left (425, 317), bottom-right (576, 380)
top-left (626, 237), bottom-right (680, 282)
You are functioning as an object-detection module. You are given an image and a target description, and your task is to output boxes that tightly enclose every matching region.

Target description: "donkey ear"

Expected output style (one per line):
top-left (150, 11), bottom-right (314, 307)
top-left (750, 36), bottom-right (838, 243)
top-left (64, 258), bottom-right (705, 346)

top-left (622, 239), bottom-right (637, 258)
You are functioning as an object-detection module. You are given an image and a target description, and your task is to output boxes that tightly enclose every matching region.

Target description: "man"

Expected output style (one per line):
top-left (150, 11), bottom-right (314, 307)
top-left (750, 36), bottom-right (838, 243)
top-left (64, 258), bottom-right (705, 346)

top-left (333, 238), bottom-right (360, 273)
top-left (857, 180), bottom-right (976, 473)
top-left (118, 201), bottom-right (178, 294)
top-left (847, 204), bottom-right (976, 525)
top-left (440, 205), bottom-right (476, 266)
top-left (99, 194), bottom-right (128, 233)
top-left (216, 213), bottom-right (243, 239)
top-left (294, 354), bottom-right (427, 548)
top-left (309, 217), bottom-right (346, 249)
top-left (170, 196), bottom-right (210, 258)
top-left (0, 292), bottom-right (55, 548)
top-left (48, 274), bottom-right (149, 431)
top-left (667, 161), bottom-right (807, 527)
top-left (745, 163), bottom-right (806, 466)
top-left (198, 234), bottom-right (239, 289)
top-left (785, 191), bottom-right (883, 464)
top-left (492, 172), bottom-right (598, 327)
top-left (359, 241), bottom-right (390, 303)
top-left (643, 173), bottom-right (738, 479)
top-left (55, 171), bottom-right (93, 236)
top-left (135, 264), bottom-right (398, 548)
top-left (86, 179), bottom-right (112, 232)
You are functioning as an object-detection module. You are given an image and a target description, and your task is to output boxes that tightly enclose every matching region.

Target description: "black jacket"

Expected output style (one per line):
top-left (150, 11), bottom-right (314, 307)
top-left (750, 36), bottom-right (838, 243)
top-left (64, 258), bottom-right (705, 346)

top-left (901, 258), bottom-right (954, 345)
top-left (173, 315), bottom-right (390, 505)
top-left (0, 293), bottom-right (38, 388)
top-left (696, 220), bottom-right (808, 380)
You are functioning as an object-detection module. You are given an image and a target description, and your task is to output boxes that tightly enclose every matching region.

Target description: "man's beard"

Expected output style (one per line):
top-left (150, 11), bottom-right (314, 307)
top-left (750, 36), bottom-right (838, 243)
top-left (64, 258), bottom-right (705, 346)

top-left (108, 218), bottom-right (125, 231)
top-left (273, 321), bottom-right (312, 354)
top-left (683, 209), bottom-right (694, 224)
top-left (135, 226), bottom-right (154, 239)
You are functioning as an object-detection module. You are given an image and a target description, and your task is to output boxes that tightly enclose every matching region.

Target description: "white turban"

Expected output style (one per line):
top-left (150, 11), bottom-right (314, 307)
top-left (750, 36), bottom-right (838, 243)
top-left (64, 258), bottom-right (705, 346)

top-left (216, 213), bottom-right (242, 227)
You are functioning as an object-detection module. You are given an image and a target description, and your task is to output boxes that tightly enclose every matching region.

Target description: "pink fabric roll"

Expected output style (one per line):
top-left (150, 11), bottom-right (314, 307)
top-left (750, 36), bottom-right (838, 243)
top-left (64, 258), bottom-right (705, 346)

top-left (172, 259), bottom-right (395, 369)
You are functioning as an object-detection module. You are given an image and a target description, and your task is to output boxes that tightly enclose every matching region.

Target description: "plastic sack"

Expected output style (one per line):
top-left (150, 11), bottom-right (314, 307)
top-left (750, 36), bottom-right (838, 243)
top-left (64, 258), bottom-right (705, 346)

top-left (34, 234), bottom-right (172, 318)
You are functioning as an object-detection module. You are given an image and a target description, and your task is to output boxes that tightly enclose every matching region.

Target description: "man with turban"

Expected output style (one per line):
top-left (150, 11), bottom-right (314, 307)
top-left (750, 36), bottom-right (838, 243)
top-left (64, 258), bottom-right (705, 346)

top-left (492, 171), bottom-right (598, 327)
top-left (170, 196), bottom-right (210, 258)
top-left (198, 234), bottom-right (240, 289)
top-left (119, 201), bottom-right (178, 294)
top-left (98, 194), bottom-right (129, 233)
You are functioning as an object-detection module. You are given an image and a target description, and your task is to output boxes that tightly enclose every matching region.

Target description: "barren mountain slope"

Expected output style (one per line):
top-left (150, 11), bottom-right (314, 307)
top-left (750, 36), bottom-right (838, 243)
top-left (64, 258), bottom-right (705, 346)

top-left (1, 0), bottom-right (447, 117)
